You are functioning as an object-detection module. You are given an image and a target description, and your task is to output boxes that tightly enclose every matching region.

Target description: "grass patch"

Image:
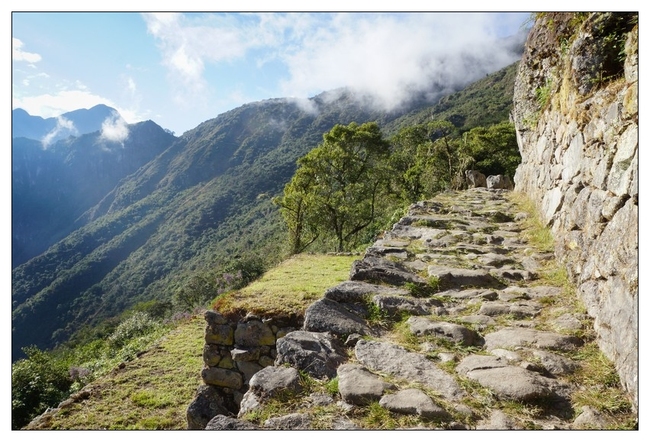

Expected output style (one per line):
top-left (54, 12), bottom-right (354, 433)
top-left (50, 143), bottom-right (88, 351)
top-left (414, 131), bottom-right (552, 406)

top-left (508, 192), bottom-right (554, 253)
top-left (569, 342), bottom-right (634, 418)
top-left (28, 316), bottom-right (206, 430)
top-left (212, 253), bottom-right (357, 318)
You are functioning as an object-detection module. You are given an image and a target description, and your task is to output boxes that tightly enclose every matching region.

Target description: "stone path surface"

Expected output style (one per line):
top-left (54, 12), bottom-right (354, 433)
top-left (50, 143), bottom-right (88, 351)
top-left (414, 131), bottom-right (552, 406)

top-left (202, 188), bottom-right (634, 430)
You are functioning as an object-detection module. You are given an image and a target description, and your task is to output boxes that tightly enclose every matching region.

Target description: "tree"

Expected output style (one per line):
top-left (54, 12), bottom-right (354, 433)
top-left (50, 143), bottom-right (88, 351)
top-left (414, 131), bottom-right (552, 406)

top-left (276, 122), bottom-right (390, 253)
top-left (462, 121), bottom-right (520, 178)
top-left (389, 120), bottom-right (471, 199)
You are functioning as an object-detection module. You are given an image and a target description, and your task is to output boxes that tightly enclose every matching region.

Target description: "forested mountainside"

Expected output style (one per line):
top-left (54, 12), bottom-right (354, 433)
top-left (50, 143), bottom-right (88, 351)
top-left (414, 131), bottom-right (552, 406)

top-left (12, 120), bottom-right (176, 266)
top-left (12, 61), bottom-right (519, 361)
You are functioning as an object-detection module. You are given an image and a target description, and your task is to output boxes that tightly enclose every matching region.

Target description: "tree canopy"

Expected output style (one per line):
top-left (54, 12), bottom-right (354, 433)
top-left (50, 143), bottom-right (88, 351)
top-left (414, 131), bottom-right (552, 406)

top-left (275, 122), bottom-right (390, 253)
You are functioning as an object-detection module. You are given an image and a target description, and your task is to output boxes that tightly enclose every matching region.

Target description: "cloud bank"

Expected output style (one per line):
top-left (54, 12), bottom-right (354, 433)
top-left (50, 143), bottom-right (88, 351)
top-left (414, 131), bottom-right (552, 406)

top-left (13, 38), bottom-right (41, 63)
top-left (144, 12), bottom-right (528, 112)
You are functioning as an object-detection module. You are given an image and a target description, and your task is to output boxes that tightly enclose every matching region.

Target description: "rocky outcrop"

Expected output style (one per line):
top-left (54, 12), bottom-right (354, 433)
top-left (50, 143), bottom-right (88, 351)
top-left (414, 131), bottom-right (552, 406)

top-left (189, 188), bottom-right (636, 429)
top-left (511, 12), bottom-right (638, 407)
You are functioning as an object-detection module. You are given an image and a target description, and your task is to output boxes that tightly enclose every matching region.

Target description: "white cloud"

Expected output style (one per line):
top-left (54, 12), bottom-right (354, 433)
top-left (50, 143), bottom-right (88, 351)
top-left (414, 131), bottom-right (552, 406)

top-left (41, 116), bottom-right (77, 147)
top-left (13, 89), bottom-right (142, 127)
top-left (143, 12), bottom-right (527, 114)
top-left (12, 38), bottom-right (41, 63)
top-left (100, 112), bottom-right (130, 144)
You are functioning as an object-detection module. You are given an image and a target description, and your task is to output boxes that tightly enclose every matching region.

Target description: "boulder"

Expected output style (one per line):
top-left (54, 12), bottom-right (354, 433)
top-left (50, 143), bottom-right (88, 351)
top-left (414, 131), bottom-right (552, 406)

top-left (486, 175), bottom-right (514, 190)
top-left (465, 170), bottom-right (487, 188)
top-left (303, 298), bottom-right (373, 337)
top-left (186, 385), bottom-right (233, 430)
top-left (275, 331), bottom-right (347, 379)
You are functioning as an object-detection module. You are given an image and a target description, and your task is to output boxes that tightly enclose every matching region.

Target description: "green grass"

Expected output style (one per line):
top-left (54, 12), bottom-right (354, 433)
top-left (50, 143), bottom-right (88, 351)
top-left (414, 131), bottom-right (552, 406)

top-left (25, 316), bottom-right (206, 430)
top-left (24, 253), bottom-right (357, 430)
top-left (213, 253), bottom-right (358, 318)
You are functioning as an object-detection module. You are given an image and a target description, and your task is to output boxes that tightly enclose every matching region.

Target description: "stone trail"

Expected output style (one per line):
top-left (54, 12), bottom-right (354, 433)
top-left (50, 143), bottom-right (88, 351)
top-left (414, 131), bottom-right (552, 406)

top-left (192, 188), bottom-right (628, 430)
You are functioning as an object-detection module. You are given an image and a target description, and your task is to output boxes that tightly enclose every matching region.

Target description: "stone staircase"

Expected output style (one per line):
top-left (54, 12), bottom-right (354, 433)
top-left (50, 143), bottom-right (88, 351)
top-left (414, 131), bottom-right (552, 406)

top-left (195, 188), bottom-right (635, 430)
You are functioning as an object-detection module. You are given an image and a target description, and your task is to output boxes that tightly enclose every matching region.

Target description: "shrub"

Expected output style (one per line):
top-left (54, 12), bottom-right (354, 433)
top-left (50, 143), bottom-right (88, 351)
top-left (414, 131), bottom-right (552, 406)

top-left (107, 312), bottom-right (159, 349)
top-left (11, 346), bottom-right (73, 429)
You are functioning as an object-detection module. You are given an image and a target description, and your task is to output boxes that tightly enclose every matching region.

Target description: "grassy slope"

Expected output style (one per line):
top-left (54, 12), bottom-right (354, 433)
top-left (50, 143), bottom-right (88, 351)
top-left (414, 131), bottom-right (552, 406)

top-left (25, 253), bottom-right (358, 430)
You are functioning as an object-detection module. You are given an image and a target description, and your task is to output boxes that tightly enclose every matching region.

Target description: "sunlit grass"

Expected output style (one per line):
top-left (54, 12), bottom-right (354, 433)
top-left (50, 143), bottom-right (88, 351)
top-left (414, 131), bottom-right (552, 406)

top-left (213, 253), bottom-right (358, 317)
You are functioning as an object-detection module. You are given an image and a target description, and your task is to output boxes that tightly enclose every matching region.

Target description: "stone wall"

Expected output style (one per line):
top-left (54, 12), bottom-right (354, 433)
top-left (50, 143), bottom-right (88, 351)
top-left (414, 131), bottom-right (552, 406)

top-left (511, 13), bottom-right (638, 407)
top-left (187, 310), bottom-right (299, 428)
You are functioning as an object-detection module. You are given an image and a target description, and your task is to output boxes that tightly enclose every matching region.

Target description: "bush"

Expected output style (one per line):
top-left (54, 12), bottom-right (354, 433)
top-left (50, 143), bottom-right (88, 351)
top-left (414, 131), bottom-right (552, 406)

top-left (107, 312), bottom-right (159, 349)
top-left (12, 346), bottom-right (73, 429)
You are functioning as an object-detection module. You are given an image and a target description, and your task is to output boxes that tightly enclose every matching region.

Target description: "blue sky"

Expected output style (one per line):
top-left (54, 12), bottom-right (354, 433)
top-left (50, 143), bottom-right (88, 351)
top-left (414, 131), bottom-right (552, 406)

top-left (12, 10), bottom-right (532, 136)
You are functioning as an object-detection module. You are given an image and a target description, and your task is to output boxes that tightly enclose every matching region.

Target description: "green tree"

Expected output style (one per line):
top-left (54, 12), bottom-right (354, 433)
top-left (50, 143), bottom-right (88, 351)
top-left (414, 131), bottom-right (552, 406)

top-left (389, 120), bottom-right (471, 200)
top-left (462, 121), bottom-right (520, 178)
top-left (276, 122), bottom-right (390, 253)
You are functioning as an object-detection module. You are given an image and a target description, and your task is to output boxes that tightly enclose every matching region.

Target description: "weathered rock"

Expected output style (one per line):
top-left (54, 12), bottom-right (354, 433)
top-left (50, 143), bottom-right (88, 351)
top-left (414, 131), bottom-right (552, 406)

top-left (231, 347), bottom-right (260, 362)
top-left (303, 298), bottom-right (373, 337)
top-left (275, 331), bottom-right (347, 379)
top-left (457, 355), bottom-right (560, 402)
top-left (354, 339), bottom-right (464, 400)
top-left (205, 415), bottom-right (259, 430)
top-left (373, 294), bottom-right (442, 316)
top-left (203, 344), bottom-right (222, 367)
top-left (186, 385), bottom-right (232, 430)
top-left (484, 328), bottom-right (583, 351)
top-left (234, 320), bottom-right (275, 347)
top-left (478, 301), bottom-right (542, 319)
top-left (486, 175), bottom-right (514, 190)
top-left (248, 365), bottom-right (302, 398)
top-left (337, 364), bottom-right (395, 405)
top-left (324, 280), bottom-right (409, 303)
top-left (572, 405), bottom-right (609, 429)
top-left (205, 323), bottom-right (234, 346)
top-left (533, 350), bottom-right (579, 375)
top-left (428, 266), bottom-right (504, 289)
top-left (476, 410), bottom-right (520, 430)
top-left (466, 170), bottom-right (487, 188)
top-left (264, 413), bottom-right (311, 430)
top-left (350, 256), bottom-right (425, 286)
top-left (236, 360), bottom-right (263, 385)
top-left (379, 389), bottom-right (450, 420)
top-left (407, 317), bottom-right (483, 346)
top-left (201, 367), bottom-right (243, 390)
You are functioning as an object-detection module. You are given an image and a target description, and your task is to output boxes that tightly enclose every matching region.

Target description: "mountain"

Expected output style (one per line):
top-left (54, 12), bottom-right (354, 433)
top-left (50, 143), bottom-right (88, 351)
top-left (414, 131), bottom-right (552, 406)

top-left (12, 104), bottom-right (122, 143)
top-left (12, 120), bottom-right (177, 266)
top-left (11, 62), bottom-right (519, 361)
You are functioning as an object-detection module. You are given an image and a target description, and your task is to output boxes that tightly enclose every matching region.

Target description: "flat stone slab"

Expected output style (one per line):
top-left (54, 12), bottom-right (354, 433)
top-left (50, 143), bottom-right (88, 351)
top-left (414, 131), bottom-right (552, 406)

top-left (324, 281), bottom-right (409, 303)
top-left (456, 355), bottom-right (561, 402)
top-left (373, 294), bottom-right (442, 316)
top-left (478, 301), bottom-right (542, 319)
top-left (443, 288), bottom-right (499, 301)
top-left (484, 328), bottom-right (583, 351)
top-left (354, 339), bottom-right (464, 400)
top-left (379, 388), bottom-right (449, 419)
top-left (407, 317), bottom-right (483, 346)
top-left (428, 265), bottom-right (504, 289)
top-left (350, 256), bottom-right (425, 286)
top-left (337, 363), bottom-right (395, 405)
top-left (263, 413), bottom-right (311, 430)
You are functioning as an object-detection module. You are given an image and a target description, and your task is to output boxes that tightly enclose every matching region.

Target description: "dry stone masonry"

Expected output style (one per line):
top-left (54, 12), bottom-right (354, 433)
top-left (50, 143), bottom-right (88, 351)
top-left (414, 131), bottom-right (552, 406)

top-left (511, 13), bottom-right (638, 408)
top-left (189, 187), bottom-right (635, 429)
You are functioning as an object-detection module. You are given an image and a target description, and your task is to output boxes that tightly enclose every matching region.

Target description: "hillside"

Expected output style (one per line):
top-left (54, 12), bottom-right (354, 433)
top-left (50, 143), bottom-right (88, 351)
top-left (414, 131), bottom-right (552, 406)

top-left (12, 61), bottom-right (520, 362)
top-left (23, 254), bottom-right (357, 430)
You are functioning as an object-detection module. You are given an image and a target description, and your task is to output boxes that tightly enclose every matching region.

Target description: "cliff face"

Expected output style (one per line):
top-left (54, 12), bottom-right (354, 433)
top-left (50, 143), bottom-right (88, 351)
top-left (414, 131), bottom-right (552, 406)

top-left (512, 13), bottom-right (638, 407)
